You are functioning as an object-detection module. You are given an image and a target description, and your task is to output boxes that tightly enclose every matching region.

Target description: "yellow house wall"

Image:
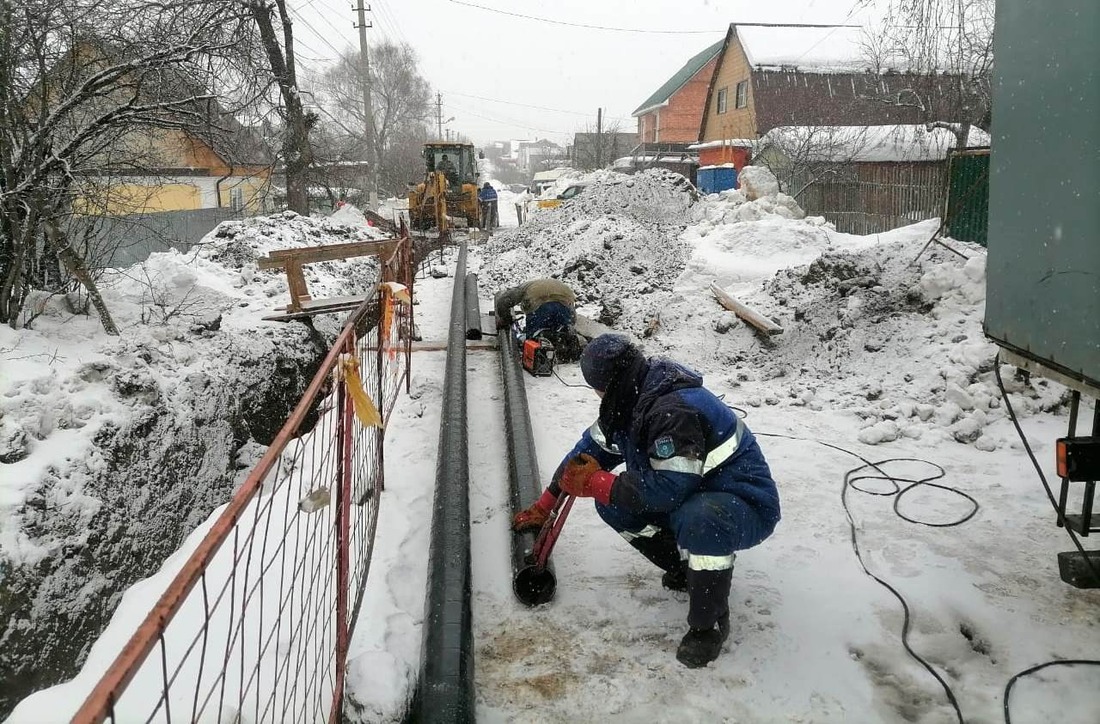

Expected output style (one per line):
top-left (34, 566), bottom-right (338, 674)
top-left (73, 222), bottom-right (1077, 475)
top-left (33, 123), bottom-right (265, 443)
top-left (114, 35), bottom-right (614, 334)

top-left (702, 34), bottom-right (757, 142)
top-left (218, 176), bottom-right (273, 214)
top-left (75, 182), bottom-right (203, 215)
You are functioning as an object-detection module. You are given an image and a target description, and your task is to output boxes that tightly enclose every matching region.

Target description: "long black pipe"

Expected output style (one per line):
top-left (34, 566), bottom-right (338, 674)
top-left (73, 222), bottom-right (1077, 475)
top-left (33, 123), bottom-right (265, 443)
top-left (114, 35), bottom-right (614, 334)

top-left (464, 273), bottom-right (482, 340)
top-left (414, 242), bottom-right (474, 723)
top-left (498, 328), bottom-right (557, 606)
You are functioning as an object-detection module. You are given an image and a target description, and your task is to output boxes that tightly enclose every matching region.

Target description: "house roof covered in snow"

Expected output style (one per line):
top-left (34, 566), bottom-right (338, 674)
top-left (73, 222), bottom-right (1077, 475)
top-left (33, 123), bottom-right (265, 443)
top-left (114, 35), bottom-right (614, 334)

top-left (736, 25), bottom-right (868, 73)
top-left (633, 39), bottom-right (724, 117)
top-left (758, 124), bottom-right (991, 163)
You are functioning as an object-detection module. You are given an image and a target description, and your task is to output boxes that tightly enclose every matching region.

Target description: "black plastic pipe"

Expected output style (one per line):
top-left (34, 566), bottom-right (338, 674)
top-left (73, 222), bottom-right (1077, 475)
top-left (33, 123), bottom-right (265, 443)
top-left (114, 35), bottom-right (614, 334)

top-left (413, 241), bottom-right (474, 723)
top-left (464, 273), bottom-right (482, 340)
top-left (498, 328), bottom-right (558, 606)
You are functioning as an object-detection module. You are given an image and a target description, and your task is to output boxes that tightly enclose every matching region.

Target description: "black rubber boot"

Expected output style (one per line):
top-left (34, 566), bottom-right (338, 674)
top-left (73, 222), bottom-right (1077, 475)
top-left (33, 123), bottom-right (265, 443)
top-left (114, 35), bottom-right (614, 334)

top-left (627, 529), bottom-right (687, 590)
top-left (676, 567), bottom-right (734, 668)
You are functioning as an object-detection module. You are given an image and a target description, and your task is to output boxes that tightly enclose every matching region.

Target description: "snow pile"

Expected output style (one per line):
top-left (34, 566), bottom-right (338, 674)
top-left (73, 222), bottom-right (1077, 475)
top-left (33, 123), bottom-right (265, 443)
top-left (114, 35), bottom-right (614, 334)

top-left (330, 202), bottom-right (369, 226)
top-left (737, 165), bottom-right (781, 201)
top-left (622, 214), bottom-right (1070, 451)
top-left (479, 169), bottom-right (696, 313)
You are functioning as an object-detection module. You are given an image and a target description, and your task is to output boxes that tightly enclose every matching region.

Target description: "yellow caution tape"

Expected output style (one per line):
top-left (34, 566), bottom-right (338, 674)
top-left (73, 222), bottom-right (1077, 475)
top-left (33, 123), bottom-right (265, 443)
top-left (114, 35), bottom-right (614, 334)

top-left (341, 356), bottom-right (382, 428)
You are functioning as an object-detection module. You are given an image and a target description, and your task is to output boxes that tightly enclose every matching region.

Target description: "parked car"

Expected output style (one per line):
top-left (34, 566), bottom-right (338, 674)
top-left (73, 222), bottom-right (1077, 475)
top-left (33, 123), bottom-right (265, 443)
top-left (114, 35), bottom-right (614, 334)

top-left (536, 183), bottom-right (587, 210)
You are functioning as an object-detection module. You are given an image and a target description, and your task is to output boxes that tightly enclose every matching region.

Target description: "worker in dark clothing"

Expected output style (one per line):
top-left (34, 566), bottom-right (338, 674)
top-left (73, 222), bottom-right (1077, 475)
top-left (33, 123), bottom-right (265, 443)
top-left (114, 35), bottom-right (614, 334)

top-left (513, 334), bottom-right (781, 668)
top-left (494, 278), bottom-right (583, 361)
top-left (478, 182), bottom-right (499, 229)
top-left (437, 154), bottom-right (458, 185)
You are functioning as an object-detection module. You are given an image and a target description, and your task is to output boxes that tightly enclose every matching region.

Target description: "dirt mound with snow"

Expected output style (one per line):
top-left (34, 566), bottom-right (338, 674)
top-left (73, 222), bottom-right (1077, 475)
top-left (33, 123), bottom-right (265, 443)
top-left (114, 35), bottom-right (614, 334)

top-left (478, 169), bottom-right (695, 310)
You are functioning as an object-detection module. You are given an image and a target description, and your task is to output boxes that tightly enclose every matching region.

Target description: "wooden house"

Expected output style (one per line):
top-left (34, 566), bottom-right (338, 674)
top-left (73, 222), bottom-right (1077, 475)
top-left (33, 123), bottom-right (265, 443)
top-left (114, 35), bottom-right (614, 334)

top-left (698, 24), bottom-right (981, 160)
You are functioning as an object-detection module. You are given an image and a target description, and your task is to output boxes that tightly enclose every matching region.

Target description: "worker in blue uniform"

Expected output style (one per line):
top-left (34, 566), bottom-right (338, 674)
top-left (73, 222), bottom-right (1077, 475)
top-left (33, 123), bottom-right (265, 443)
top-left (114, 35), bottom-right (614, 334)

top-left (514, 334), bottom-right (781, 667)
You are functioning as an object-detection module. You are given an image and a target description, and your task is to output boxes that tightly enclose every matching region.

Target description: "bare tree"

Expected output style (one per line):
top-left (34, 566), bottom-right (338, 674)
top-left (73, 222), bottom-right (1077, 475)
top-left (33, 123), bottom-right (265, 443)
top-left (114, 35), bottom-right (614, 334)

top-left (753, 126), bottom-right (874, 199)
top-left (859, 0), bottom-right (994, 148)
top-left (572, 120), bottom-right (628, 171)
top-left (247, 0), bottom-right (315, 215)
top-left (312, 41), bottom-right (432, 198)
top-left (0, 0), bottom-right (260, 331)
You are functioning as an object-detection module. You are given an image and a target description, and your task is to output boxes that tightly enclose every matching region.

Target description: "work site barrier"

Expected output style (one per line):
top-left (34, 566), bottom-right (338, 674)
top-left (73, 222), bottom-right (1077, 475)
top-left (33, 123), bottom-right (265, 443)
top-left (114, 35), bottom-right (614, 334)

top-left (72, 236), bottom-right (414, 724)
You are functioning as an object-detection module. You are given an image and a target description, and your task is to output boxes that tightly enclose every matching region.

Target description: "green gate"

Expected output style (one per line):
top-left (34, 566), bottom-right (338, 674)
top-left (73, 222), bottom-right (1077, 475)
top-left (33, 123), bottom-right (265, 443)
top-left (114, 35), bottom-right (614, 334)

top-left (944, 148), bottom-right (990, 246)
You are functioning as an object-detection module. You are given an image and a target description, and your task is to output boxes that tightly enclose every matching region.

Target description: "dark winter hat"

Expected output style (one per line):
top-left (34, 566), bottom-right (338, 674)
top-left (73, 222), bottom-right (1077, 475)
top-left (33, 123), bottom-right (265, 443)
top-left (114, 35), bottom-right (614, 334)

top-left (580, 334), bottom-right (637, 391)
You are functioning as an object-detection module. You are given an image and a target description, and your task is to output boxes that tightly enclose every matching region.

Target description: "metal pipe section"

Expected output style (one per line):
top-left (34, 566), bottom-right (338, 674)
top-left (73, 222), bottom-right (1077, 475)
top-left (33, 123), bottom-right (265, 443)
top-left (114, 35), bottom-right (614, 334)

top-left (498, 328), bottom-right (557, 606)
top-left (464, 273), bottom-right (482, 340)
top-left (414, 242), bottom-right (474, 723)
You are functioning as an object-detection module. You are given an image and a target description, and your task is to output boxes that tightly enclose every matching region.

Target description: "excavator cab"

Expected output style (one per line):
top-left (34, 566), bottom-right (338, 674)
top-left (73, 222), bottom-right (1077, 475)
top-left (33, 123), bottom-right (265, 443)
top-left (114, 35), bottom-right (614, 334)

top-left (410, 142), bottom-right (481, 231)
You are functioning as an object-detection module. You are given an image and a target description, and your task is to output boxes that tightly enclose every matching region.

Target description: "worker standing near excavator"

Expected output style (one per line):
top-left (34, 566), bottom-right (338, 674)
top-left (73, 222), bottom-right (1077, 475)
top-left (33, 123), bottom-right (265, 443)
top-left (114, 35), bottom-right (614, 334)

top-left (494, 277), bottom-right (583, 361)
top-left (478, 182), bottom-right (499, 230)
top-left (513, 334), bottom-right (781, 668)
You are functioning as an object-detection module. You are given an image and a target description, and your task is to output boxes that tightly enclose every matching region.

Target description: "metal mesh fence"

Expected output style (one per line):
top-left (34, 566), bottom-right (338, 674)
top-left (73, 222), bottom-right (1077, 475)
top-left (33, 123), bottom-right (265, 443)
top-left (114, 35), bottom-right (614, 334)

top-left (72, 236), bottom-right (413, 724)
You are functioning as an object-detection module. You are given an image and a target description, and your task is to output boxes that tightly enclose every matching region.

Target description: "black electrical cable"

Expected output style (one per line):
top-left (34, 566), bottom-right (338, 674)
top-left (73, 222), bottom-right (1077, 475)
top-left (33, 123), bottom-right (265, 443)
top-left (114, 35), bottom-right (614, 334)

top-left (1003, 659), bottom-right (1100, 724)
top-left (755, 431), bottom-right (968, 724)
top-left (551, 366), bottom-right (589, 389)
top-left (991, 353), bottom-right (1100, 723)
top-left (991, 353), bottom-right (1100, 583)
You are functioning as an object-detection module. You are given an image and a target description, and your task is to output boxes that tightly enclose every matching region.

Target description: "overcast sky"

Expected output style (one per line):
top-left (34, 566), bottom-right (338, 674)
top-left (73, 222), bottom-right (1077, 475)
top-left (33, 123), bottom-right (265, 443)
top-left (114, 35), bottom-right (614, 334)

top-left (293, 0), bottom-right (877, 146)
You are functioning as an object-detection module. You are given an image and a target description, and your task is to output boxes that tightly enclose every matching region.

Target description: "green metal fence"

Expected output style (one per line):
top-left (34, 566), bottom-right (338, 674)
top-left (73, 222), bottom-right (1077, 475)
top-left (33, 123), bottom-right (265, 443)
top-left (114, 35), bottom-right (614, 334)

top-left (944, 148), bottom-right (990, 246)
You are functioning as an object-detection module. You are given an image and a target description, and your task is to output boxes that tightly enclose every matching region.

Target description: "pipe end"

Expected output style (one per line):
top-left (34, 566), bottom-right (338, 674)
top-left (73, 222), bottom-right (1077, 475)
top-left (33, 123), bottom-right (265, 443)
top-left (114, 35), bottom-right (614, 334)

top-left (513, 564), bottom-right (556, 606)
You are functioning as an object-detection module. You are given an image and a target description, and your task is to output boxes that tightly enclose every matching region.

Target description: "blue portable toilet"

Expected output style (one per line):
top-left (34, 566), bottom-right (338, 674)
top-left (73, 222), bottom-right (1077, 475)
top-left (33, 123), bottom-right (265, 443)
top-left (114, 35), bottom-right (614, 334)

top-left (697, 164), bottom-right (737, 194)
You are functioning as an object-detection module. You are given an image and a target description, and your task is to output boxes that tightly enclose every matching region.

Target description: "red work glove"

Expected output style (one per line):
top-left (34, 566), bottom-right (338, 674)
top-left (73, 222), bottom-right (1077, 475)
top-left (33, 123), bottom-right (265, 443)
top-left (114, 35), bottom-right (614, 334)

top-left (512, 489), bottom-right (557, 532)
top-left (558, 454), bottom-right (616, 505)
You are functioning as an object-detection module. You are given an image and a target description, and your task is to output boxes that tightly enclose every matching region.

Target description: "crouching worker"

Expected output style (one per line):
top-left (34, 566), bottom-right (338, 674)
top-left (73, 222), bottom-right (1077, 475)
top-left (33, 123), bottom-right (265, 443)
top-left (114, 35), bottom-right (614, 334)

top-left (513, 334), bottom-right (781, 667)
top-left (494, 277), bottom-right (583, 362)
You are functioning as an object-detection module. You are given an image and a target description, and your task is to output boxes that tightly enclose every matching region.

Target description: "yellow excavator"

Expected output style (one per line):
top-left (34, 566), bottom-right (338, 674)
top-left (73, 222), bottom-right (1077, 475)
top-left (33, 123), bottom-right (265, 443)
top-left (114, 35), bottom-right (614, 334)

top-left (408, 142), bottom-right (480, 233)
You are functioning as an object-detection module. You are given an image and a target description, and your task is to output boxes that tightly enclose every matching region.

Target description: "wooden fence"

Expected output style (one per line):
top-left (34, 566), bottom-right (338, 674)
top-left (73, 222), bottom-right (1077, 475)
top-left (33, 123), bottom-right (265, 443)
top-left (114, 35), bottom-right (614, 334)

top-left (792, 162), bottom-right (947, 235)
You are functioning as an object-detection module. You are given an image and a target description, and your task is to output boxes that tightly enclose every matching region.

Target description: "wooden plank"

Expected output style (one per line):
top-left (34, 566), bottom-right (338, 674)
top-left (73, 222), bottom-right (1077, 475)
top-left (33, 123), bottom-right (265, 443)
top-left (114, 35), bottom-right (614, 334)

top-left (261, 301), bottom-right (364, 322)
top-left (284, 259), bottom-right (310, 311)
top-left (709, 282), bottom-right (784, 336)
top-left (257, 239), bottom-right (401, 269)
top-left (296, 294), bottom-right (370, 311)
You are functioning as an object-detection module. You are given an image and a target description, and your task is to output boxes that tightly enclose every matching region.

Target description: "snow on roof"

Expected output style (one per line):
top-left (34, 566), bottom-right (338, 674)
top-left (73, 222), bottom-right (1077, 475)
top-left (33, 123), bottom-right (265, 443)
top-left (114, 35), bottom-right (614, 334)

top-left (688, 139), bottom-right (755, 151)
top-left (759, 124), bottom-right (991, 163)
top-left (531, 167), bottom-right (574, 182)
top-left (736, 25), bottom-right (882, 73)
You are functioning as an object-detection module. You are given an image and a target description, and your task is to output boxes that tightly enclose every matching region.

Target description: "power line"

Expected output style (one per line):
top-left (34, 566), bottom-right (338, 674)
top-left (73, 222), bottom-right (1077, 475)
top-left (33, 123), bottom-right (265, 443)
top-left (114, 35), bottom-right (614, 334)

top-left (287, 3), bottom-right (350, 58)
top-left (446, 0), bottom-right (726, 34)
top-left (443, 90), bottom-right (629, 121)
top-left (447, 102), bottom-right (574, 137)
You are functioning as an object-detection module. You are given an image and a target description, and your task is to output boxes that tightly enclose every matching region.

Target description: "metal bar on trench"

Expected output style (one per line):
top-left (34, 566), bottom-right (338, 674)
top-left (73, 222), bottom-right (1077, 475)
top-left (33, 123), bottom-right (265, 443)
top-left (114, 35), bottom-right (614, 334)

top-left (413, 240), bottom-right (474, 723)
top-left (497, 328), bottom-right (558, 606)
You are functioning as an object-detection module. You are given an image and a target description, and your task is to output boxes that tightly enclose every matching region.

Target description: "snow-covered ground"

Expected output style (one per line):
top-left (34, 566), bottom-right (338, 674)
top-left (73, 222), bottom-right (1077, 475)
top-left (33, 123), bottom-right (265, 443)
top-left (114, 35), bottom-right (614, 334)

top-left (344, 170), bottom-right (1100, 722)
top-left (8, 170), bottom-right (1099, 722)
top-left (1, 209), bottom-right (392, 718)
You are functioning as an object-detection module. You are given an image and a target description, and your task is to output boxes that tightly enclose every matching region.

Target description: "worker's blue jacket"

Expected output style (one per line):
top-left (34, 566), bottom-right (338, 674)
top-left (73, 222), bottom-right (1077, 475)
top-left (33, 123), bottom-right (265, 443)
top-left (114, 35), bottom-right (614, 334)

top-left (478, 186), bottom-right (498, 202)
top-left (551, 359), bottom-right (781, 553)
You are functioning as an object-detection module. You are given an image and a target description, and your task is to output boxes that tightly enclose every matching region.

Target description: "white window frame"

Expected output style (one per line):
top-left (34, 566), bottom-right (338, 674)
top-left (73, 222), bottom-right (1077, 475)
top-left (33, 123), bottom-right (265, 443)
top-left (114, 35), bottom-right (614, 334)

top-left (716, 87), bottom-right (728, 115)
top-left (735, 80), bottom-right (748, 109)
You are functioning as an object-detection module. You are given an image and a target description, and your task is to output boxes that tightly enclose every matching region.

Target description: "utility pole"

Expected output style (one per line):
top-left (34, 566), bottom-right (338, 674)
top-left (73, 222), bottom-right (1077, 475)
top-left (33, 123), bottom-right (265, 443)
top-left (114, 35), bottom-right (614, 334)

top-left (355, 0), bottom-right (377, 209)
top-left (436, 92), bottom-right (443, 140)
top-left (598, 105), bottom-right (607, 167)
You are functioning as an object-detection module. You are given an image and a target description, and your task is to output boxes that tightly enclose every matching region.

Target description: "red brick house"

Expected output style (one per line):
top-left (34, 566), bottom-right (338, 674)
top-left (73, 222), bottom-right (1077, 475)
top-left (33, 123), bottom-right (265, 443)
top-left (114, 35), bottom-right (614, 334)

top-left (698, 24), bottom-right (983, 158)
top-left (632, 40), bottom-right (723, 144)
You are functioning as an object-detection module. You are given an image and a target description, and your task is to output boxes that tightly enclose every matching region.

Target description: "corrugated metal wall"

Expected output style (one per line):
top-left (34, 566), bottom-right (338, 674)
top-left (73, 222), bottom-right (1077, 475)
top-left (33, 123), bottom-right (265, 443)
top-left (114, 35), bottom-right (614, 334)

top-left (69, 208), bottom-right (244, 269)
top-left (944, 149), bottom-right (990, 246)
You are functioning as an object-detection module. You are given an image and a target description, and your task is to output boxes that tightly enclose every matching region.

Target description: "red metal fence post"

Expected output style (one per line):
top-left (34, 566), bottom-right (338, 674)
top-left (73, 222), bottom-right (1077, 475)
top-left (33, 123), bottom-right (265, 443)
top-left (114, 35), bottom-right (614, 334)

top-left (329, 339), bottom-right (354, 724)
